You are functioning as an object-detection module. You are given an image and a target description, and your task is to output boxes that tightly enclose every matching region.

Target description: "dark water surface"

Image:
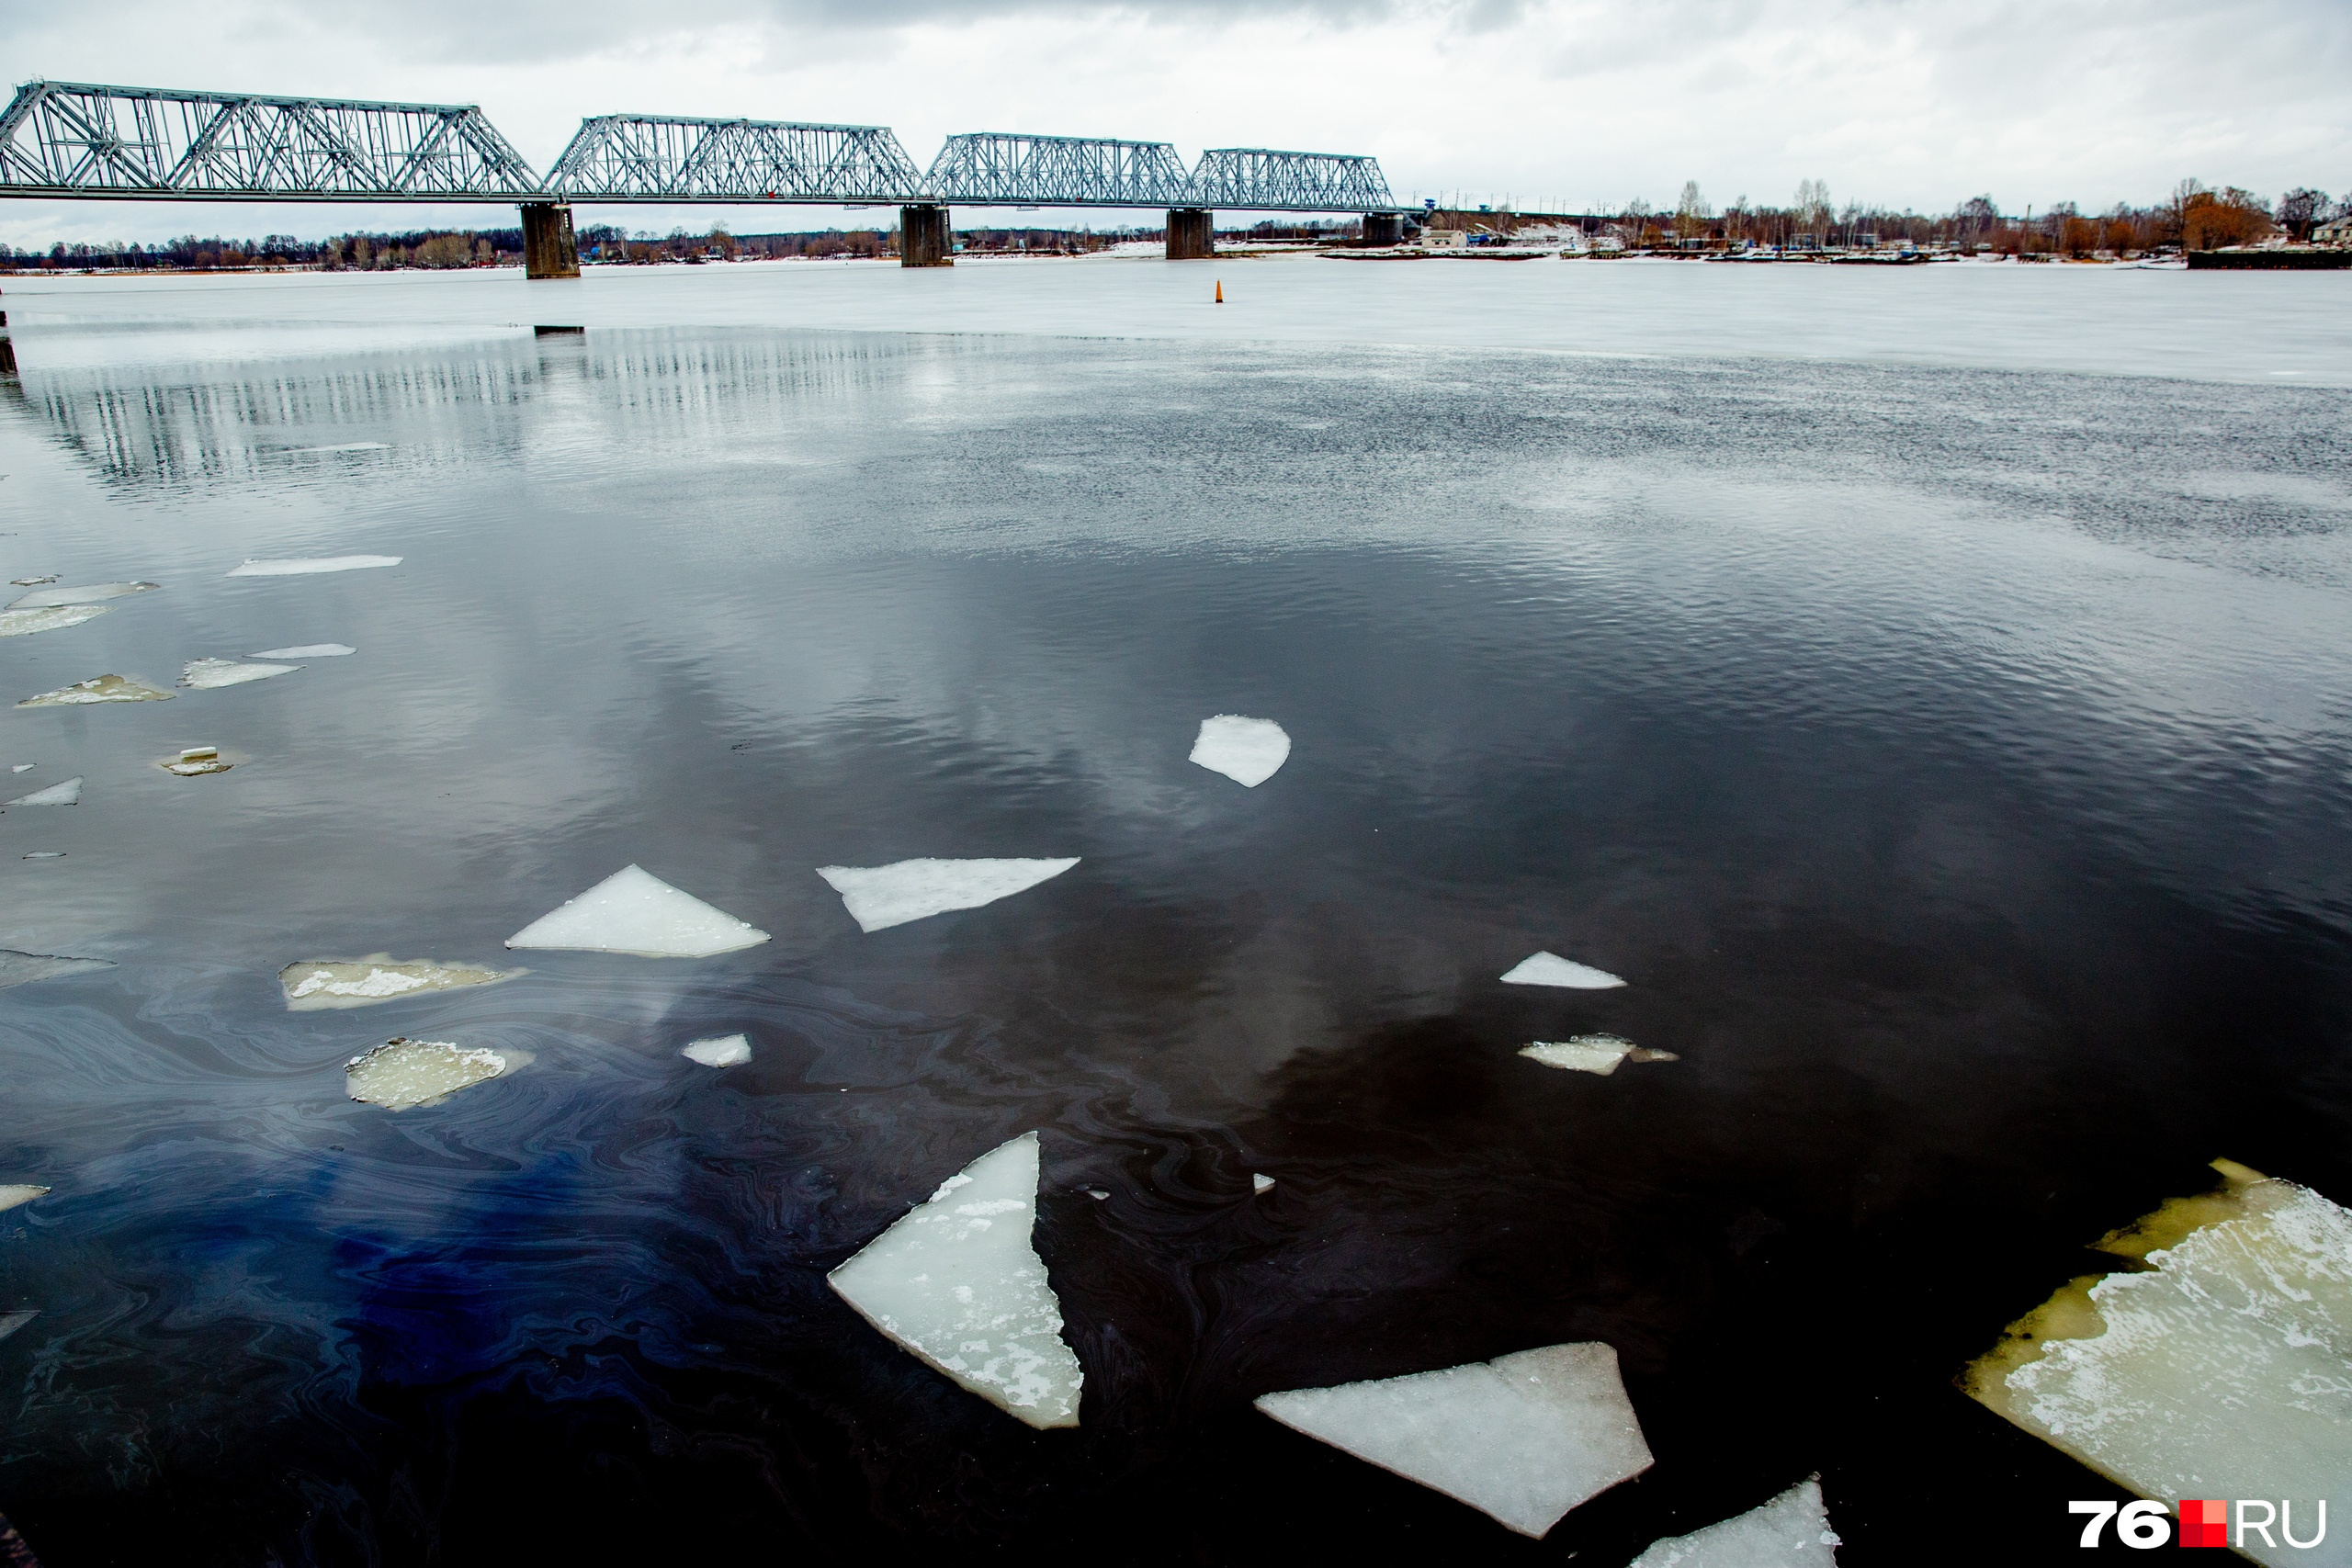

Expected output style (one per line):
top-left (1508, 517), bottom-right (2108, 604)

top-left (1, 296), bottom-right (2348, 1564)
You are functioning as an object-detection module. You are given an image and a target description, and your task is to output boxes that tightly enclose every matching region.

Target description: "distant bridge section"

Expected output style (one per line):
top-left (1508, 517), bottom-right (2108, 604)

top-left (921, 133), bottom-right (1193, 209)
top-left (547, 116), bottom-right (922, 205)
top-left (0, 80), bottom-right (541, 201)
top-left (1187, 148), bottom-right (1396, 214)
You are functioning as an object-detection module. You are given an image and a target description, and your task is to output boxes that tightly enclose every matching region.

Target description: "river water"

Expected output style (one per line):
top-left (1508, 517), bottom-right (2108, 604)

top-left (0, 255), bottom-right (2346, 1563)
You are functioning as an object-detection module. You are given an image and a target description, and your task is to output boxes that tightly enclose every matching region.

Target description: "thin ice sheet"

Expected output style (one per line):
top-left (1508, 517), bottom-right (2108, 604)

top-left (0, 604), bottom-right (107, 638)
top-left (227, 556), bottom-right (401, 576)
top-left (279, 955), bottom-right (526, 1011)
top-left (506, 864), bottom-right (770, 957)
top-left (0, 950), bottom-right (113, 989)
top-left (252, 644), bottom-right (354, 659)
top-left (1521, 1036), bottom-right (1635, 1075)
top-left (17, 675), bottom-right (174, 706)
top-left (6, 581), bottom-right (157, 610)
top-left (1501, 951), bottom-right (1628, 988)
top-left (182, 659), bottom-right (298, 690)
top-left (1189, 715), bottom-right (1292, 786)
top-left (0, 1186), bottom-right (49, 1213)
top-left (816, 857), bottom-right (1080, 932)
top-left (4, 777), bottom-right (82, 807)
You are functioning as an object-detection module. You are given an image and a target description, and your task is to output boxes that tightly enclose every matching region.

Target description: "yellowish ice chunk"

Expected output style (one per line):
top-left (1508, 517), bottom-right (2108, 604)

top-left (17, 674), bottom-right (174, 707)
top-left (280, 955), bottom-right (525, 1011)
top-left (345, 1038), bottom-right (513, 1111)
top-left (0, 1185), bottom-right (51, 1213)
top-left (1963, 1160), bottom-right (2352, 1568)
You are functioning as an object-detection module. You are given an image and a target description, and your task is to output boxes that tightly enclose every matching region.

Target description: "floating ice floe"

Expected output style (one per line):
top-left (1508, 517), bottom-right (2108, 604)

top-left (1252, 1173), bottom-right (1276, 1194)
top-left (227, 556), bottom-right (401, 577)
top-left (828, 1131), bottom-right (1085, 1429)
top-left (0, 950), bottom-right (112, 989)
top-left (1254, 1342), bottom-right (1653, 1539)
top-left (17, 674), bottom-right (175, 706)
top-left (1630, 1477), bottom-right (1841, 1566)
top-left (1520, 1035), bottom-right (1679, 1075)
top-left (282, 442), bottom-right (390, 454)
top-left (6, 581), bottom-right (157, 610)
top-left (1190, 714), bottom-right (1292, 787)
top-left (279, 954), bottom-right (526, 1012)
top-left (1964, 1159), bottom-right (2352, 1567)
top-left (1085, 1188), bottom-right (1110, 1201)
top-left (22, 852), bottom-right (62, 860)
top-left (163, 746), bottom-right (232, 776)
top-left (0, 1310), bottom-right (35, 1342)
top-left (0, 1186), bottom-right (49, 1213)
top-left (181, 658), bottom-right (297, 690)
top-left (681, 1033), bottom-right (752, 1067)
top-left (0, 604), bottom-right (107, 638)
top-left (1501, 951), bottom-right (1627, 989)
top-left (3, 776), bottom-right (81, 807)
top-left (345, 1038), bottom-right (515, 1111)
top-left (252, 644), bottom-right (354, 659)
top-left (507, 864), bottom-right (770, 957)
top-left (816, 857), bottom-right (1080, 933)
top-left (9, 764), bottom-right (28, 773)
top-left (8, 574), bottom-right (56, 587)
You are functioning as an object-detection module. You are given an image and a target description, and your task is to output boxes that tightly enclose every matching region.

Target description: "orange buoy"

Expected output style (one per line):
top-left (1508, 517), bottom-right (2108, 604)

top-left (1215, 280), bottom-right (1224, 304)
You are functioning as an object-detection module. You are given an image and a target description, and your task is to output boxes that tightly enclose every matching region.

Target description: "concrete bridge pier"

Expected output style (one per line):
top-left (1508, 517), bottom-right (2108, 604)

top-left (1362, 211), bottom-right (1403, 246)
top-left (521, 202), bottom-right (580, 279)
top-left (1166, 208), bottom-right (1214, 259)
top-left (899, 205), bottom-right (953, 266)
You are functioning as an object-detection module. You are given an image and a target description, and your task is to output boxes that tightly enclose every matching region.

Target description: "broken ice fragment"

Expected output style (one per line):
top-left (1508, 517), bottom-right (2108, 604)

top-left (17, 674), bottom-right (174, 706)
top-left (281, 441), bottom-right (390, 454)
top-left (345, 1038), bottom-right (513, 1111)
top-left (8, 574), bottom-right (56, 586)
top-left (0, 1186), bottom-right (49, 1213)
top-left (1254, 1342), bottom-right (1653, 1539)
top-left (9, 764), bottom-right (28, 773)
top-left (827, 1131), bottom-right (1085, 1429)
top-left (22, 852), bottom-right (62, 860)
top-left (1630, 1477), bottom-right (1841, 1567)
top-left (252, 644), bottom-right (354, 659)
top-left (506, 864), bottom-right (769, 957)
top-left (0, 604), bottom-right (106, 637)
top-left (1962, 1159), bottom-right (2352, 1567)
top-left (181, 658), bottom-right (297, 690)
top-left (227, 556), bottom-right (401, 576)
top-left (682, 1033), bottom-right (752, 1067)
top-left (1085, 1189), bottom-right (1110, 1201)
top-left (1190, 714), bottom-right (1292, 786)
top-left (3, 776), bottom-right (81, 807)
top-left (279, 954), bottom-right (526, 1012)
top-left (0, 950), bottom-right (112, 988)
top-left (0, 1310), bottom-right (35, 1342)
top-left (1252, 1173), bottom-right (1276, 1194)
top-left (6, 581), bottom-right (157, 609)
top-left (1521, 1035), bottom-right (1639, 1075)
top-left (816, 857), bottom-right (1080, 933)
top-left (1501, 951), bottom-right (1627, 988)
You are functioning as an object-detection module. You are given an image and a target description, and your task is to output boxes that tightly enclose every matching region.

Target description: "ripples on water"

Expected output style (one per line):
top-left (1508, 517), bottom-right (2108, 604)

top-left (0, 288), bottom-right (2347, 1562)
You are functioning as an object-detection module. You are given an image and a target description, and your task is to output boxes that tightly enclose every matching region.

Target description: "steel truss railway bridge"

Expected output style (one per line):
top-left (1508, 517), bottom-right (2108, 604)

top-left (0, 80), bottom-right (1406, 275)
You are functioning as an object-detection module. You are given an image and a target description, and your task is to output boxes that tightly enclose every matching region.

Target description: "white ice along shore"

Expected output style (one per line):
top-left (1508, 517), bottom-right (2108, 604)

top-left (3, 777), bottom-right (82, 807)
top-left (279, 955), bottom-right (526, 1011)
top-left (817, 857), bottom-right (1080, 933)
top-left (1190, 715), bottom-right (1291, 786)
top-left (1965, 1159), bottom-right (2352, 1568)
top-left (1254, 1342), bottom-right (1654, 1539)
top-left (6, 581), bottom-right (157, 609)
top-left (1630, 1477), bottom-right (1841, 1566)
top-left (228, 556), bottom-right (401, 576)
top-left (827, 1132), bottom-right (1084, 1429)
top-left (1501, 952), bottom-right (1628, 988)
top-left (506, 864), bottom-right (770, 957)
top-left (182, 659), bottom-right (298, 690)
top-left (681, 1033), bottom-right (752, 1066)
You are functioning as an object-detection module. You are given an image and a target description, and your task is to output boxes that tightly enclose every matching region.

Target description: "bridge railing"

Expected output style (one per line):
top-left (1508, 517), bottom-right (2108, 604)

top-left (0, 80), bottom-right (542, 200)
top-left (922, 133), bottom-right (1193, 209)
top-left (546, 115), bottom-right (923, 204)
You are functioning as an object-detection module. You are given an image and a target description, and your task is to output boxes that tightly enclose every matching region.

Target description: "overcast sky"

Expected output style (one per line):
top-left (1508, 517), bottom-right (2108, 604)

top-left (3, 0), bottom-right (2346, 246)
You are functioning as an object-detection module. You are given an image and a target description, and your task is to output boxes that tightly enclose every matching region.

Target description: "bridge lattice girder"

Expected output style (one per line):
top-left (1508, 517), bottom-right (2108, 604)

top-left (922, 133), bottom-right (1193, 209)
top-left (0, 80), bottom-right (542, 200)
top-left (547, 116), bottom-right (923, 203)
top-left (1186, 148), bottom-right (1396, 213)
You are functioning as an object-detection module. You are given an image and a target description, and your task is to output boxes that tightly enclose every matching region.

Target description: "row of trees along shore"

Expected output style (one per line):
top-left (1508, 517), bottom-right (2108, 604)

top-left (0, 180), bottom-right (2341, 273)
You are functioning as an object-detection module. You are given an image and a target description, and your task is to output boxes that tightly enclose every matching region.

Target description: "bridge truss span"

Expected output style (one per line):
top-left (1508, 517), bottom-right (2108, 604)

top-left (546, 115), bottom-right (923, 204)
top-left (0, 80), bottom-right (542, 200)
top-left (922, 133), bottom-right (1193, 209)
top-left (1185, 148), bottom-right (1396, 213)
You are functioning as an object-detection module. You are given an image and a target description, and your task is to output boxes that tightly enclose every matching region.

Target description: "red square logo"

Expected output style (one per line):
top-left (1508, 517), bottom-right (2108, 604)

top-left (2180, 1499), bottom-right (2229, 1548)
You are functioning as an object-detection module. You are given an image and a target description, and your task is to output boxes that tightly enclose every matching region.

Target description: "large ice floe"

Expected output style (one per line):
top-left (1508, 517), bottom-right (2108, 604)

top-left (181, 658), bottom-right (297, 690)
top-left (17, 675), bottom-right (174, 706)
top-left (828, 1132), bottom-right (1084, 1429)
top-left (252, 644), bottom-right (354, 659)
top-left (0, 950), bottom-right (112, 989)
top-left (0, 604), bottom-right (107, 638)
top-left (3, 776), bottom-right (81, 807)
top-left (1254, 1342), bottom-right (1654, 1538)
top-left (0, 1186), bottom-right (49, 1213)
top-left (345, 1038), bottom-right (516, 1111)
top-left (227, 556), bottom-right (401, 576)
top-left (279, 955), bottom-right (526, 1011)
top-left (816, 857), bottom-right (1080, 933)
top-left (1501, 951), bottom-right (1627, 988)
top-left (6, 581), bottom-right (157, 609)
top-left (1189, 715), bottom-right (1291, 786)
top-left (1630, 1478), bottom-right (1841, 1566)
top-left (681, 1033), bottom-right (752, 1067)
top-left (506, 864), bottom-right (770, 957)
top-left (1964, 1159), bottom-right (2352, 1568)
